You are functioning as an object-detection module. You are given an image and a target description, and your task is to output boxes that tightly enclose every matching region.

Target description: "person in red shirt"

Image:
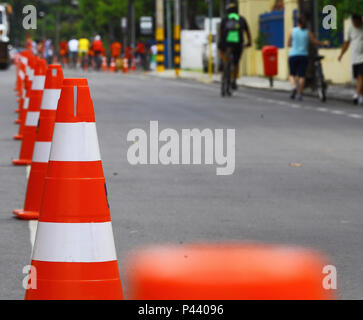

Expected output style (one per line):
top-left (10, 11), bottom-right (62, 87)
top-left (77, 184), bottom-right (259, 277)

top-left (125, 46), bottom-right (132, 60)
top-left (92, 35), bottom-right (104, 70)
top-left (110, 41), bottom-right (122, 59)
top-left (59, 39), bottom-right (68, 66)
top-left (137, 42), bottom-right (146, 70)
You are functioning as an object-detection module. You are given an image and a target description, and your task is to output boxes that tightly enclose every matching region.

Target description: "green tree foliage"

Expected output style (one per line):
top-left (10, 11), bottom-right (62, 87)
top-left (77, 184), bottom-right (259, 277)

top-left (319, 0), bottom-right (363, 46)
top-left (7, 0), bottom-right (225, 47)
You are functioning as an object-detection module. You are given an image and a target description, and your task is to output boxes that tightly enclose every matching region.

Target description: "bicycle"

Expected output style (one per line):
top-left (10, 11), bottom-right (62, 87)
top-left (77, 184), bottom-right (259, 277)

top-left (305, 45), bottom-right (328, 103)
top-left (221, 47), bottom-right (235, 97)
top-left (221, 44), bottom-right (250, 97)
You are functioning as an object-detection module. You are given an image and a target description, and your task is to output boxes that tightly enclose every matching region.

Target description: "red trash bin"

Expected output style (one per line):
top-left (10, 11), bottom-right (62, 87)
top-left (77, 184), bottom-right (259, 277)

top-left (262, 45), bottom-right (278, 77)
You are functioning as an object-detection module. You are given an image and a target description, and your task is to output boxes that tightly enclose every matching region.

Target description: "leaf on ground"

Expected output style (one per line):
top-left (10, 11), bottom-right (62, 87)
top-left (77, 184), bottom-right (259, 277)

top-left (289, 162), bottom-right (303, 168)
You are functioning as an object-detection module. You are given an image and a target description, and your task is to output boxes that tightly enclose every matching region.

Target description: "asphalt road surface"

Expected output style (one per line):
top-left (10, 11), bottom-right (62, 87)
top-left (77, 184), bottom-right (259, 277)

top-left (1, 66), bottom-right (362, 299)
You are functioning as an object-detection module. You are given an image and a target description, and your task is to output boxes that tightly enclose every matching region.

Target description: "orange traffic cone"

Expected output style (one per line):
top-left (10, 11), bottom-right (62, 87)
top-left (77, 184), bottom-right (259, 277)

top-left (127, 244), bottom-right (335, 300)
top-left (14, 65), bottom-right (64, 220)
top-left (123, 58), bottom-right (129, 73)
top-left (25, 78), bottom-right (123, 300)
top-left (14, 54), bottom-right (27, 123)
top-left (14, 52), bottom-right (35, 140)
top-left (101, 56), bottom-right (108, 72)
top-left (13, 58), bottom-right (47, 165)
top-left (131, 56), bottom-right (136, 71)
top-left (109, 58), bottom-right (116, 72)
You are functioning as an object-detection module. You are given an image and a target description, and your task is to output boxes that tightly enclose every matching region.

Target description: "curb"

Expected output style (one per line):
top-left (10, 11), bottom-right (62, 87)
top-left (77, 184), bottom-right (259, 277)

top-left (146, 72), bottom-right (354, 104)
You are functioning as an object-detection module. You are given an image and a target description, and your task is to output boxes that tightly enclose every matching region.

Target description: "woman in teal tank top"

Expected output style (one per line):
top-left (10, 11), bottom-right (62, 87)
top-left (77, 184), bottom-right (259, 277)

top-left (288, 16), bottom-right (329, 100)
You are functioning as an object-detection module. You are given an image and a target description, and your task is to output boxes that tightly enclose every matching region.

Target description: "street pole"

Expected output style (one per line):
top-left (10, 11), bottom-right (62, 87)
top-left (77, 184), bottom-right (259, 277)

top-left (128, 0), bottom-right (135, 48)
top-left (312, 0), bottom-right (319, 37)
top-left (156, 0), bottom-right (165, 72)
top-left (298, 0), bottom-right (305, 15)
top-left (55, 11), bottom-right (60, 58)
top-left (182, 0), bottom-right (189, 30)
top-left (174, 0), bottom-right (181, 76)
top-left (207, 0), bottom-right (213, 79)
top-left (166, 0), bottom-right (172, 69)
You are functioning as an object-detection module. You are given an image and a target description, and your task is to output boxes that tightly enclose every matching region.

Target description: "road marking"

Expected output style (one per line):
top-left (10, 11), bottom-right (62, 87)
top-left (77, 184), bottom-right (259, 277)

top-left (317, 107), bottom-right (329, 112)
top-left (347, 114), bottom-right (363, 119)
top-left (330, 110), bottom-right (346, 115)
top-left (152, 76), bottom-right (363, 121)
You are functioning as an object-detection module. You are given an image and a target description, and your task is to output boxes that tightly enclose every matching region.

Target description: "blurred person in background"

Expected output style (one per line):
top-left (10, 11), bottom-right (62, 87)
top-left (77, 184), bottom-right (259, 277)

top-left (68, 37), bottom-right (79, 68)
top-left (339, 14), bottom-right (363, 105)
top-left (110, 40), bottom-right (122, 59)
top-left (78, 36), bottom-right (90, 69)
top-left (149, 42), bottom-right (157, 71)
top-left (288, 16), bottom-right (329, 101)
top-left (272, 0), bottom-right (284, 11)
top-left (44, 38), bottom-right (54, 64)
top-left (110, 40), bottom-right (122, 72)
top-left (88, 43), bottom-right (95, 69)
top-left (92, 35), bottom-right (104, 71)
top-left (219, 2), bottom-right (252, 90)
top-left (59, 39), bottom-right (68, 66)
top-left (137, 41), bottom-right (146, 70)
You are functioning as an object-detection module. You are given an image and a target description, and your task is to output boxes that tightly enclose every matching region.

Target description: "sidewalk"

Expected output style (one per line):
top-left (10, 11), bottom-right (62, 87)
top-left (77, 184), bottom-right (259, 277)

top-left (147, 69), bottom-right (355, 103)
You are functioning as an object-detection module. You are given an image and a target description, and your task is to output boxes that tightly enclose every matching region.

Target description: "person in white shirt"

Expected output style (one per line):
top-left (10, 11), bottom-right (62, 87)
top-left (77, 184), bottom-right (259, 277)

top-left (68, 38), bottom-right (79, 68)
top-left (339, 14), bottom-right (363, 105)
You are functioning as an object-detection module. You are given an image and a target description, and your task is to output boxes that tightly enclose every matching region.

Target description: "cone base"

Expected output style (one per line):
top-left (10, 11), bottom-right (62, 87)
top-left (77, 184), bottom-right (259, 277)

top-left (13, 134), bottom-right (23, 140)
top-left (12, 159), bottom-right (31, 165)
top-left (13, 209), bottom-right (39, 220)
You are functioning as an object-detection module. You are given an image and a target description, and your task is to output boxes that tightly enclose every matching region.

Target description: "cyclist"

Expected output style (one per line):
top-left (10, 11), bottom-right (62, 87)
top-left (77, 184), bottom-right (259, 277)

top-left (218, 2), bottom-right (252, 90)
top-left (78, 37), bottom-right (90, 69)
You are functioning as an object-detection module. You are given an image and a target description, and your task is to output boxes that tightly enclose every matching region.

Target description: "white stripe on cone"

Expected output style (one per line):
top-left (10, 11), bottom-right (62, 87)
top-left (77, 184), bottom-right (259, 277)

top-left (41, 89), bottom-right (61, 110)
top-left (25, 111), bottom-right (40, 126)
top-left (19, 70), bottom-right (25, 80)
top-left (32, 142), bottom-right (52, 163)
top-left (50, 122), bottom-right (101, 162)
top-left (21, 56), bottom-right (28, 65)
top-left (31, 76), bottom-right (46, 90)
top-left (23, 97), bottom-right (29, 110)
top-left (32, 222), bottom-right (117, 262)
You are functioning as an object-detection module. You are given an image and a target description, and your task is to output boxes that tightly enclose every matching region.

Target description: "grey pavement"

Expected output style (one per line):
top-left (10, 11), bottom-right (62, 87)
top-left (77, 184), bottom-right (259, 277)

top-left (1, 66), bottom-right (363, 299)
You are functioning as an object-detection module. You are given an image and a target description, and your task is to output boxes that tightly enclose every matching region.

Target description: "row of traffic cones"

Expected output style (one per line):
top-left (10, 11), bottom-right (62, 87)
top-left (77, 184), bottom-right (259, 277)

top-left (102, 57), bottom-right (135, 73)
top-left (12, 50), bottom-right (123, 300)
top-left (11, 51), bottom-right (335, 300)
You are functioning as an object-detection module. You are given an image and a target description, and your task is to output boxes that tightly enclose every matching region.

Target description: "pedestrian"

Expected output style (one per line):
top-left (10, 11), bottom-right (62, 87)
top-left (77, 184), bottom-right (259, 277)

top-left (92, 35), bottom-right (104, 71)
top-left (110, 40), bottom-right (122, 59)
top-left (150, 43), bottom-right (157, 71)
top-left (68, 37), bottom-right (79, 68)
top-left (44, 38), bottom-right (54, 64)
top-left (272, 0), bottom-right (284, 11)
top-left (78, 36), bottom-right (90, 69)
top-left (288, 16), bottom-right (329, 101)
top-left (88, 44), bottom-right (95, 69)
top-left (59, 38), bottom-right (68, 66)
top-left (339, 14), bottom-right (363, 105)
top-left (137, 41), bottom-right (147, 70)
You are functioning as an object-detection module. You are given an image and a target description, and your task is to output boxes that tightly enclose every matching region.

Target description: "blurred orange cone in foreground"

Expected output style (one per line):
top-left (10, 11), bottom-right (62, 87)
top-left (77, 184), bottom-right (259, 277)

top-left (14, 53), bottom-right (27, 117)
top-left (13, 58), bottom-right (47, 165)
top-left (25, 78), bottom-right (123, 300)
top-left (126, 244), bottom-right (335, 300)
top-left (14, 51), bottom-right (34, 140)
top-left (14, 65), bottom-right (63, 220)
